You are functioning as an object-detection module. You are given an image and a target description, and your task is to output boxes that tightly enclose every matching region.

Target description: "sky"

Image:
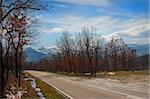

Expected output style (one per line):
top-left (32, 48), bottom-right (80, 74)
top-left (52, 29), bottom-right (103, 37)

top-left (31, 0), bottom-right (149, 49)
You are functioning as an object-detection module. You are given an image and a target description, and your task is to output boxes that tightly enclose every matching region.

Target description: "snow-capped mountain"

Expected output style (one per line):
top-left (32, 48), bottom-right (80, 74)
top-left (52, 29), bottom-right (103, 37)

top-left (24, 44), bottom-right (149, 63)
top-left (38, 46), bottom-right (59, 54)
top-left (38, 47), bottom-right (51, 54)
top-left (24, 47), bottom-right (47, 63)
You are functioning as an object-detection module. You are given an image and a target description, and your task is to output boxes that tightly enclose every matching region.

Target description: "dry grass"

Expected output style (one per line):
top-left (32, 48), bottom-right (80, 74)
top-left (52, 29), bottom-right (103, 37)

top-left (57, 72), bottom-right (83, 77)
top-left (58, 70), bottom-right (149, 78)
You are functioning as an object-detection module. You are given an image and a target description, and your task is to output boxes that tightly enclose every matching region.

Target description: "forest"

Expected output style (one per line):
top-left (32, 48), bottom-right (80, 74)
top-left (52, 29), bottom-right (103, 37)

top-left (27, 28), bottom-right (139, 77)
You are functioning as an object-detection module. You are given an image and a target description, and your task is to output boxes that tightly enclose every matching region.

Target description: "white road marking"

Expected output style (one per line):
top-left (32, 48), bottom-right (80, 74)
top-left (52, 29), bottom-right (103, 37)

top-left (42, 79), bottom-right (74, 99)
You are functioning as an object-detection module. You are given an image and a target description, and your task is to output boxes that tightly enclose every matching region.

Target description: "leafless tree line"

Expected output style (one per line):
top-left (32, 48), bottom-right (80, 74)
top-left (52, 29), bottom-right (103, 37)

top-left (37, 27), bottom-right (137, 77)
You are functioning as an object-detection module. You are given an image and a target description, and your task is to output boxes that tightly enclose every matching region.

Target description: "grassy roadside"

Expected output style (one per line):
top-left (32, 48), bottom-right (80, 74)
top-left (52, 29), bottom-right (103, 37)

top-left (25, 72), bottom-right (65, 99)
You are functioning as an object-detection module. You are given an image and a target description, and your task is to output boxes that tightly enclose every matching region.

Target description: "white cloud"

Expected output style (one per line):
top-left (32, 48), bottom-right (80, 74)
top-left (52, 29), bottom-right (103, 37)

top-left (40, 14), bottom-right (149, 44)
top-left (54, 0), bottom-right (112, 7)
top-left (40, 27), bottom-right (64, 34)
top-left (98, 8), bottom-right (147, 18)
top-left (49, 27), bottom-right (64, 33)
top-left (102, 32), bottom-right (149, 45)
top-left (41, 15), bottom-right (117, 33)
top-left (116, 18), bottom-right (149, 36)
top-left (120, 24), bottom-right (149, 36)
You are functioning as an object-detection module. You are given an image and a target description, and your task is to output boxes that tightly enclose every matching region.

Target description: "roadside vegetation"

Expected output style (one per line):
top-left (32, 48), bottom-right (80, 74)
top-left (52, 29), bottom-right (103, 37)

top-left (25, 72), bottom-right (65, 99)
top-left (96, 70), bottom-right (149, 77)
top-left (0, 0), bottom-right (46, 97)
top-left (57, 70), bottom-right (148, 77)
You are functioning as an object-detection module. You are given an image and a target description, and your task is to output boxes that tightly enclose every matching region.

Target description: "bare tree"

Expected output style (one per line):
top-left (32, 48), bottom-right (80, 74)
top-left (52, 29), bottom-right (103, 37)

top-left (56, 32), bottom-right (74, 72)
top-left (80, 27), bottom-right (96, 77)
top-left (93, 35), bottom-right (102, 76)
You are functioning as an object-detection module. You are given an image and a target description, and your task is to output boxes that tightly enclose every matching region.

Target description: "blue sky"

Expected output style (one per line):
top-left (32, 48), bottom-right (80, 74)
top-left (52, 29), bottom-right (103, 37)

top-left (31, 0), bottom-right (149, 49)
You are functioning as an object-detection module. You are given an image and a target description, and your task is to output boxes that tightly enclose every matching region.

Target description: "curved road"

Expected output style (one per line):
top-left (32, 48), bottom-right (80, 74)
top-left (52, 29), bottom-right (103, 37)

top-left (26, 70), bottom-right (149, 99)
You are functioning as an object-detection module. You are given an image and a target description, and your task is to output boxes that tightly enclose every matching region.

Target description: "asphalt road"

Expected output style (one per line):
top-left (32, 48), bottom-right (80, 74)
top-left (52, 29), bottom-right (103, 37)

top-left (26, 70), bottom-right (148, 99)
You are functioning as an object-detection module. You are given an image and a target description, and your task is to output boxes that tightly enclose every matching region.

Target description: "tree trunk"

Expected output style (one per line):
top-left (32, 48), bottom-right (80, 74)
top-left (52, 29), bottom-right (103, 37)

top-left (0, 42), bottom-right (4, 97)
top-left (0, 0), bottom-right (4, 96)
top-left (19, 51), bottom-right (22, 87)
top-left (15, 52), bottom-right (18, 78)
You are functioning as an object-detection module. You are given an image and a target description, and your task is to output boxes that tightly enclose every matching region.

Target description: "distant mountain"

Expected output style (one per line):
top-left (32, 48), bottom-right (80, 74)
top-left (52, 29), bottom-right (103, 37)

top-left (38, 47), bottom-right (51, 54)
top-left (136, 54), bottom-right (149, 69)
top-left (24, 44), bottom-right (149, 63)
top-left (128, 44), bottom-right (149, 56)
top-left (24, 47), bottom-right (47, 63)
top-left (38, 46), bottom-right (59, 54)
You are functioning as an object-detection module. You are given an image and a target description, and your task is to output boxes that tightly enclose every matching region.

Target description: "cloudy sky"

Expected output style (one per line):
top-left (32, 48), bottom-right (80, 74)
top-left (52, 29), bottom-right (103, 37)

top-left (32, 0), bottom-right (149, 48)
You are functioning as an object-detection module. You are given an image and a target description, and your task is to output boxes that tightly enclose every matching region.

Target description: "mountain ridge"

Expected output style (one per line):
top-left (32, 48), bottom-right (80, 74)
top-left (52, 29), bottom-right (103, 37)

top-left (24, 47), bottom-right (47, 63)
top-left (24, 44), bottom-right (149, 63)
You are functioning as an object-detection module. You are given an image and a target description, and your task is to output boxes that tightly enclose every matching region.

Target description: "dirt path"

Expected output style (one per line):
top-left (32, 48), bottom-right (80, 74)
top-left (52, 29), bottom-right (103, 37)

top-left (26, 70), bottom-right (149, 99)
